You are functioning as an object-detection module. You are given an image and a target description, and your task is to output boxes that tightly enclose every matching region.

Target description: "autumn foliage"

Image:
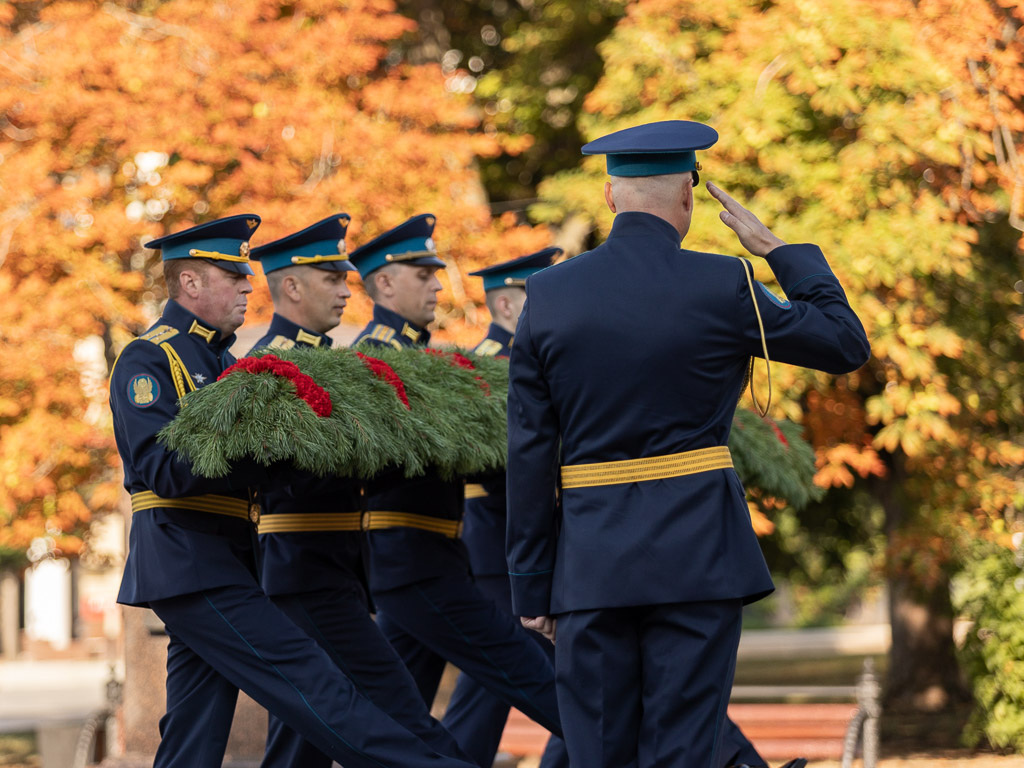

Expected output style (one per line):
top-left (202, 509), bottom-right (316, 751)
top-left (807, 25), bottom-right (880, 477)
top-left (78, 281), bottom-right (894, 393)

top-left (0, 0), bottom-right (547, 560)
top-left (1, 0), bottom-right (1023, 719)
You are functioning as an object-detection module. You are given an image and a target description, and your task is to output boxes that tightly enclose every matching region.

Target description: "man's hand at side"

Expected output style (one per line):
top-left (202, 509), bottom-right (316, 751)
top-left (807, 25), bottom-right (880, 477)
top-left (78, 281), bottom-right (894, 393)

top-left (521, 615), bottom-right (557, 644)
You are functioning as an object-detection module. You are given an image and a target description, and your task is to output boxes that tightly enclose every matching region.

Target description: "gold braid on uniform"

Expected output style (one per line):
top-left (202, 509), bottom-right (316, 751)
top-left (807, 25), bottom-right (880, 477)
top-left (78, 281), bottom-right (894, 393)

top-left (739, 258), bottom-right (772, 417)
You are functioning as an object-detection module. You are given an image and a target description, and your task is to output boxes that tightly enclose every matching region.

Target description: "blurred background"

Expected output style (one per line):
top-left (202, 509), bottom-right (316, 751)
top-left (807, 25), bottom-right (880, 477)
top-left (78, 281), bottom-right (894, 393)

top-left (0, 0), bottom-right (1022, 766)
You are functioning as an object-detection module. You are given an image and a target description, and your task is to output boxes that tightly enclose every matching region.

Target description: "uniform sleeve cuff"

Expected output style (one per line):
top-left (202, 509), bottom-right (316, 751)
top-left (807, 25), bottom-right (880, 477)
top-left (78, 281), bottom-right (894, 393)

top-left (509, 571), bottom-right (553, 617)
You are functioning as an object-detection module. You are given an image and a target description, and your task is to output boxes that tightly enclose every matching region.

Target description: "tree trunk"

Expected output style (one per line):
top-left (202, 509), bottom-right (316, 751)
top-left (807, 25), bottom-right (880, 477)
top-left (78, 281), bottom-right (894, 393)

top-left (872, 455), bottom-right (971, 711)
top-left (886, 570), bottom-right (970, 711)
top-left (0, 568), bottom-right (19, 659)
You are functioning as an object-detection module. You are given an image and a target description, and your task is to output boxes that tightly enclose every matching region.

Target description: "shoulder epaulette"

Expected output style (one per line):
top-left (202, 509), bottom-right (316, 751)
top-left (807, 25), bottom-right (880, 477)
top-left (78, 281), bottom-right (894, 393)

top-left (139, 325), bottom-right (179, 345)
top-left (474, 339), bottom-right (504, 358)
top-left (267, 335), bottom-right (296, 350)
top-left (109, 325), bottom-right (195, 402)
top-left (364, 324), bottom-right (402, 349)
top-left (369, 324), bottom-right (396, 344)
top-left (114, 325), bottom-right (196, 402)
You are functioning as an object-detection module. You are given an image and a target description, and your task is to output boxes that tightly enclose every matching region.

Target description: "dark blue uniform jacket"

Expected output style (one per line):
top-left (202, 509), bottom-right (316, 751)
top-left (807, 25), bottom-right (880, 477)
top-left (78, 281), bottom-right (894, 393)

top-left (506, 212), bottom-right (871, 617)
top-left (249, 314), bottom-right (364, 596)
top-left (354, 305), bottom-right (468, 591)
top-left (462, 324), bottom-right (513, 578)
top-left (111, 300), bottom-right (255, 606)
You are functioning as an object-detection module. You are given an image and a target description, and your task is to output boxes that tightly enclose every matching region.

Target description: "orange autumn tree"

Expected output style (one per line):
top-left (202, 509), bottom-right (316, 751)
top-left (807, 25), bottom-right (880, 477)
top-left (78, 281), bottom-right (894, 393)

top-left (0, 0), bottom-right (548, 563)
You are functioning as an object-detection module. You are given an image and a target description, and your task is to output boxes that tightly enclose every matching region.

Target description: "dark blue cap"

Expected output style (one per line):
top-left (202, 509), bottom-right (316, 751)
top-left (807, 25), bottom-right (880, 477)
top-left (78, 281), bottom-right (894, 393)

top-left (469, 247), bottom-right (562, 291)
top-left (348, 214), bottom-right (446, 279)
top-left (146, 214), bottom-right (260, 275)
top-left (581, 120), bottom-right (718, 177)
top-left (250, 214), bottom-right (356, 274)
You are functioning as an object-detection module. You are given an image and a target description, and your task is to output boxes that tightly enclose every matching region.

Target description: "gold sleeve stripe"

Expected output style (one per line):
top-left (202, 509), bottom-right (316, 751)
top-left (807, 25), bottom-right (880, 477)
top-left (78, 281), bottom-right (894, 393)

top-left (464, 483), bottom-right (489, 499)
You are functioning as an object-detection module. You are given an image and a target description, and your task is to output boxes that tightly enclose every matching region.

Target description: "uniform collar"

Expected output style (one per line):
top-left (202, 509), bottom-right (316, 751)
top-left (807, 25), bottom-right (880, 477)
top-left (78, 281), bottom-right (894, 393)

top-left (162, 300), bottom-right (236, 350)
top-left (266, 314), bottom-right (333, 349)
top-left (608, 211), bottom-right (682, 247)
top-left (486, 323), bottom-right (514, 352)
top-left (372, 304), bottom-right (430, 347)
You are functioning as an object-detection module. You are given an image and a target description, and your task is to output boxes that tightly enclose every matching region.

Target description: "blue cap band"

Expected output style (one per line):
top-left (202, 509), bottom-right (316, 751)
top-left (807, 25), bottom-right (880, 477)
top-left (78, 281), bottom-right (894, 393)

top-left (606, 151), bottom-right (697, 177)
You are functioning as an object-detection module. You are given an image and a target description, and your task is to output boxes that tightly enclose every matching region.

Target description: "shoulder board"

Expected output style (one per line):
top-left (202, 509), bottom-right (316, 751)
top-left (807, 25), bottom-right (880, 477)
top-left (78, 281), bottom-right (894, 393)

top-left (368, 324), bottom-right (396, 344)
top-left (474, 339), bottom-right (504, 357)
top-left (267, 335), bottom-right (296, 350)
top-left (138, 325), bottom-right (179, 345)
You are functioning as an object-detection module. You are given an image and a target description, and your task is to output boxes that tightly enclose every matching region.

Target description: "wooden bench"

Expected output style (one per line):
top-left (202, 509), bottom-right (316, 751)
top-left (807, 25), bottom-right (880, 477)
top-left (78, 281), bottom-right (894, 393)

top-left (498, 666), bottom-right (880, 767)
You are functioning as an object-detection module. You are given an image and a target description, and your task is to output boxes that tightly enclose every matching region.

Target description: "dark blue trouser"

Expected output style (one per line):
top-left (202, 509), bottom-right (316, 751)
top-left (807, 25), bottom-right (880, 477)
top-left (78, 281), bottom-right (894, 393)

top-left (373, 574), bottom-right (563, 743)
top-left (149, 583), bottom-right (477, 768)
top-left (261, 581), bottom-right (474, 768)
top-left (719, 717), bottom-right (767, 767)
top-left (555, 599), bottom-right (743, 768)
top-left (442, 574), bottom-right (568, 768)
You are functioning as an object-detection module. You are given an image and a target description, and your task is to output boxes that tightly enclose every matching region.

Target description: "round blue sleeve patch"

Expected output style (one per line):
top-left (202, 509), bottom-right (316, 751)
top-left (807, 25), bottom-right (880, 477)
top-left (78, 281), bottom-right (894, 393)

top-left (758, 282), bottom-right (792, 309)
top-left (128, 374), bottom-right (160, 408)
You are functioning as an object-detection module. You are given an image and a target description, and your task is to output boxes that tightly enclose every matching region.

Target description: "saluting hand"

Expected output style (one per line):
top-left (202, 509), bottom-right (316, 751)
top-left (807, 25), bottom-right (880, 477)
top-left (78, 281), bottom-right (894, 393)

top-left (521, 615), bottom-right (557, 644)
top-left (707, 182), bottom-right (787, 258)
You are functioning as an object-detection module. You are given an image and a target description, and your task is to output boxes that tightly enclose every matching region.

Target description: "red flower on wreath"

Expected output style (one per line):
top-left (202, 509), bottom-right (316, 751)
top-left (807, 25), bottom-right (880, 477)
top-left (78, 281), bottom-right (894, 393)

top-left (218, 354), bottom-right (333, 417)
top-left (424, 348), bottom-right (491, 396)
top-left (769, 419), bottom-right (790, 449)
top-left (356, 352), bottom-right (411, 410)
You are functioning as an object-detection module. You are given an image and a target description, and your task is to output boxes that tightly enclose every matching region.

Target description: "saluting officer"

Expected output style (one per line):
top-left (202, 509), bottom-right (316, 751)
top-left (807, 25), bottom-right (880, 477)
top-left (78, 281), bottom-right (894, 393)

top-left (450, 248), bottom-right (777, 768)
top-left (505, 121), bottom-right (870, 768)
top-left (246, 215), bottom-right (474, 768)
top-left (348, 214), bottom-right (564, 748)
top-left (110, 215), bottom-right (477, 768)
top-left (442, 248), bottom-right (570, 768)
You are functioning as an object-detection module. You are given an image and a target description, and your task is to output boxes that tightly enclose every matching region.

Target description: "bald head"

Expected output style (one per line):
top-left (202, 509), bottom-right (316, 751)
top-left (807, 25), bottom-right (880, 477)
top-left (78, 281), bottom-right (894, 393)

top-left (605, 171), bottom-right (696, 240)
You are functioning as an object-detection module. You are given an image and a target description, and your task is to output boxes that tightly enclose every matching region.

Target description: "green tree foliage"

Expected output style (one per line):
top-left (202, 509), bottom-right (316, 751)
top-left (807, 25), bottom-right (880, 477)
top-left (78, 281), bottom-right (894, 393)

top-left (535, 0), bottom-right (1024, 710)
top-left (956, 538), bottom-right (1024, 752)
top-left (393, 0), bottom-right (626, 204)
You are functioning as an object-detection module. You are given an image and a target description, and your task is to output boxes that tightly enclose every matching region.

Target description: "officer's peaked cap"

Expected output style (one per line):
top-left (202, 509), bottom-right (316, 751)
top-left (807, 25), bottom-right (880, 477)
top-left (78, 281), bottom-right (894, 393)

top-left (469, 247), bottom-right (562, 291)
top-left (582, 120), bottom-right (718, 178)
top-left (146, 214), bottom-right (261, 276)
top-left (348, 214), bottom-right (446, 279)
top-left (250, 214), bottom-right (356, 274)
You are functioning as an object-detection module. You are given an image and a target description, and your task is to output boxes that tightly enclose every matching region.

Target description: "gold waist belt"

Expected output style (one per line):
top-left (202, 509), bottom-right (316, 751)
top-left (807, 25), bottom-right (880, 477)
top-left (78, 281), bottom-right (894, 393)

top-left (362, 511), bottom-right (463, 539)
top-left (131, 491), bottom-right (254, 522)
top-left (464, 483), bottom-right (489, 499)
top-left (560, 446), bottom-right (733, 489)
top-left (258, 512), bottom-right (363, 535)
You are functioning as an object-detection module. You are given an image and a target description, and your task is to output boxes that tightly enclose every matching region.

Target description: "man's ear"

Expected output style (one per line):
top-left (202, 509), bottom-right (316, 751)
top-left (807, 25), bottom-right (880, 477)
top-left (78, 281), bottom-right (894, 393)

top-left (179, 268), bottom-right (202, 299)
top-left (373, 270), bottom-right (391, 298)
top-left (604, 181), bottom-right (617, 213)
top-left (682, 176), bottom-right (694, 215)
top-left (281, 274), bottom-right (302, 302)
top-left (494, 293), bottom-right (512, 321)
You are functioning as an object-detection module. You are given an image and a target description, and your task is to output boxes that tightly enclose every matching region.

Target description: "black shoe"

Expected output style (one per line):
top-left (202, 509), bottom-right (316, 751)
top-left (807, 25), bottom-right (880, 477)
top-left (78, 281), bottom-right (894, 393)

top-left (779, 760), bottom-right (808, 768)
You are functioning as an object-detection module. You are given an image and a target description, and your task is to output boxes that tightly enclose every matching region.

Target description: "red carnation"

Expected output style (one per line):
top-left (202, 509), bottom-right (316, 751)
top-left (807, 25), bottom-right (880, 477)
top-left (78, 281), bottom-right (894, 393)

top-left (769, 420), bottom-right (790, 449)
top-left (425, 348), bottom-right (491, 396)
top-left (356, 352), bottom-right (411, 410)
top-left (219, 354), bottom-right (333, 418)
